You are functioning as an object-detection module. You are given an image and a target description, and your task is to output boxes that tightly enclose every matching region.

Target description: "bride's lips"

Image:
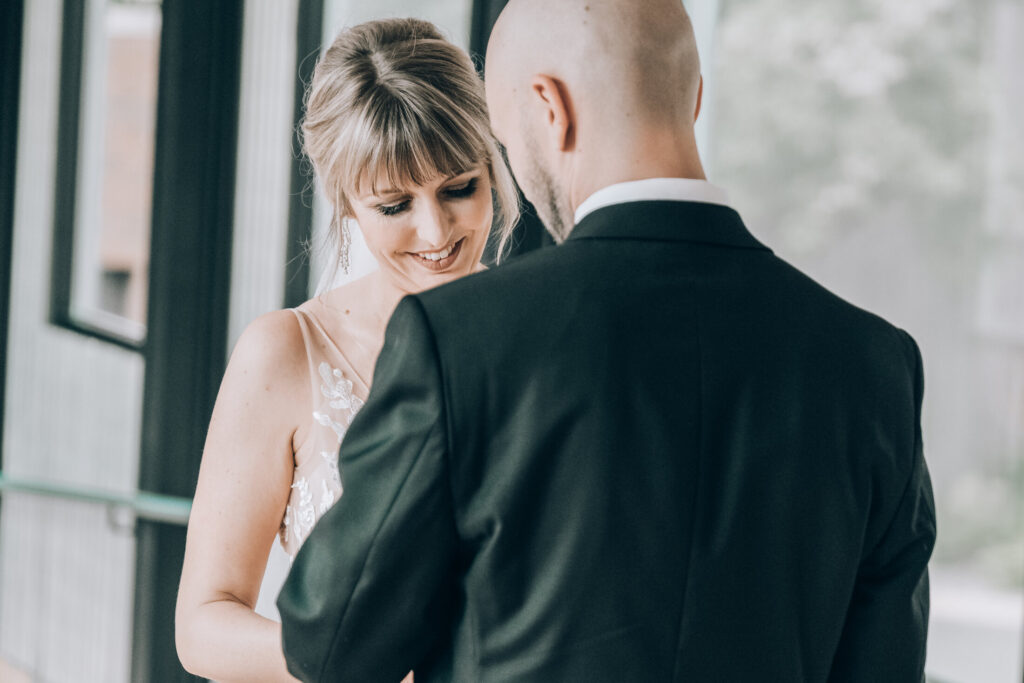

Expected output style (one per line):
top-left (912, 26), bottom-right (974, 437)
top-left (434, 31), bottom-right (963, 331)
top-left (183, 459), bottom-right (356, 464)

top-left (409, 237), bottom-right (466, 272)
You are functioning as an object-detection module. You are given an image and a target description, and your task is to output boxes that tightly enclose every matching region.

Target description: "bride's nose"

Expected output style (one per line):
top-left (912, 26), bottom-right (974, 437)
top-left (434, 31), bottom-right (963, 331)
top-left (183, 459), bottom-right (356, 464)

top-left (415, 199), bottom-right (451, 248)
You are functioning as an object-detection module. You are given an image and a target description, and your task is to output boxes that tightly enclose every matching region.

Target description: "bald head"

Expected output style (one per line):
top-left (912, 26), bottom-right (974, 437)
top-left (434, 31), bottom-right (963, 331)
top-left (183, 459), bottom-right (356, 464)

top-left (487, 0), bottom-right (701, 130)
top-left (485, 0), bottom-right (706, 240)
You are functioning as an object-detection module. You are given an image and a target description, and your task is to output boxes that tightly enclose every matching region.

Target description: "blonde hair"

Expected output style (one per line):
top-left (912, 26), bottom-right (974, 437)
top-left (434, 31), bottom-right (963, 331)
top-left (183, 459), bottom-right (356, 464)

top-left (302, 18), bottom-right (520, 266)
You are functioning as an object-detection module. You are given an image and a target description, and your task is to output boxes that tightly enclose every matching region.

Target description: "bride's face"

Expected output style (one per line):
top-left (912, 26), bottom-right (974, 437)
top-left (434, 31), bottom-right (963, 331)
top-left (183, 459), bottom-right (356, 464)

top-left (348, 164), bottom-right (492, 294)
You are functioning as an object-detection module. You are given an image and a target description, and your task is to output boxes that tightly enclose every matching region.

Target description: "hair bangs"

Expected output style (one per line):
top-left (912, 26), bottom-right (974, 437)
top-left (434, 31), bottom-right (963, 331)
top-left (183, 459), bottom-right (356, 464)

top-left (347, 86), bottom-right (490, 199)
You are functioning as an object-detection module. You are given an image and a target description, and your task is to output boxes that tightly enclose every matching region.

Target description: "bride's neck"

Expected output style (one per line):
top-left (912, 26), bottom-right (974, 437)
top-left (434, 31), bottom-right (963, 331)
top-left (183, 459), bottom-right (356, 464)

top-left (368, 271), bottom-right (408, 337)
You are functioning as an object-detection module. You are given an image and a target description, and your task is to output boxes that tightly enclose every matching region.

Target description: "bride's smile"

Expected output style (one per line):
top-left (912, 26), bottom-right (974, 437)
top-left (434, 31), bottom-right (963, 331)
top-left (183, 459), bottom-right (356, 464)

top-left (408, 236), bottom-right (466, 270)
top-left (350, 165), bottom-right (493, 293)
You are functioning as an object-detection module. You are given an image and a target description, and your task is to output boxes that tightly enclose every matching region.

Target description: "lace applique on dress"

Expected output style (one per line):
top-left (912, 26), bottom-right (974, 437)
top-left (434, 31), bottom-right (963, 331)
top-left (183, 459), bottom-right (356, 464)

top-left (321, 449), bottom-right (342, 488)
top-left (284, 477), bottom-right (316, 546)
top-left (318, 479), bottom-right (336, 514)
top-left (280, 337), bottom-right (366, 556)
top-left (314, 362), bottom-right (365, 441)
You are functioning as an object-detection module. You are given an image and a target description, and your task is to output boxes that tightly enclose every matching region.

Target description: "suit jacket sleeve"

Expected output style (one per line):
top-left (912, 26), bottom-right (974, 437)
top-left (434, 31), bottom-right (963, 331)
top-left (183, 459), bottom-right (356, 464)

top-left (829, 330), bottom-right (937, 682)
top-left (277, 295), bottom-right (458, 682)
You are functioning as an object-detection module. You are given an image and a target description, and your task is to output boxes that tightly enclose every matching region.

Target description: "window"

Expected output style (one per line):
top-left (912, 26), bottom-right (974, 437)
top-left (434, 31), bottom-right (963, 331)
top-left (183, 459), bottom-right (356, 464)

top-left (704, 0), bottom-right (1024, 680)
top-left (52, 0), bottom-right (162, 348)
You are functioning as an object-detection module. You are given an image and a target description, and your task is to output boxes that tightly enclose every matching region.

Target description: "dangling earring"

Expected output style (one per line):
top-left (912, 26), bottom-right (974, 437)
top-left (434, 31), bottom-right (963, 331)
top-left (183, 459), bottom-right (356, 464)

top-left (333, 213), bottom-right (351, 275)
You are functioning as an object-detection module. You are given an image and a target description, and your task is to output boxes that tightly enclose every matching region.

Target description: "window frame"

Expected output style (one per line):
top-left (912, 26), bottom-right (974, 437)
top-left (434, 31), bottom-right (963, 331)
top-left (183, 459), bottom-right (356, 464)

top-left (50, 0), bottom-right (160, 352)
top-left (1, 0), bottom-right (25, 474)
top-left (129, 0), bottom-right (243, 677)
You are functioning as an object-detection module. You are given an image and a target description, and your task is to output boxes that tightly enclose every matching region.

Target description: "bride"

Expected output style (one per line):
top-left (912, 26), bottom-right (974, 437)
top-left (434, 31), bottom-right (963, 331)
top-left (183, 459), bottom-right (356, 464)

top-left (174, 17), bottom-right (519, 682)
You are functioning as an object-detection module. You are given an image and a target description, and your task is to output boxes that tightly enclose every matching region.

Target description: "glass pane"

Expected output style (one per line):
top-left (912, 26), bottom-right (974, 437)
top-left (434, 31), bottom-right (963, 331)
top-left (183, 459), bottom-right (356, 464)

top-left (323, 0), bottom-right (471, 50)
top-left (707, 0), bottom-right (1023, 681)
top-left (70, 0), bottom-right (161, 343)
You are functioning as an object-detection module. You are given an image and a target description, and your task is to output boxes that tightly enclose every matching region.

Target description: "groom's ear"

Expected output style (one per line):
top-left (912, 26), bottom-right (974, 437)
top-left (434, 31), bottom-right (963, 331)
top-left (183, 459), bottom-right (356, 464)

top-left (529, 74), bottom-right (575, 153)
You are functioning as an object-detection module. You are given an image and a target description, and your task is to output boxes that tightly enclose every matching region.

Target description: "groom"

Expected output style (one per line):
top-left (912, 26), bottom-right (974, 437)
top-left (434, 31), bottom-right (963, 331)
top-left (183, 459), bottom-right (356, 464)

top-left (278, 0), bottom-right (936, 680)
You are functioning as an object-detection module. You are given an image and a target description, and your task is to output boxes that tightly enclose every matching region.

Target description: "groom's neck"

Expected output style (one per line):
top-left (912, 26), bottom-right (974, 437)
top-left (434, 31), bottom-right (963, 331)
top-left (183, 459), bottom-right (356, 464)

top-left (568, 125), bottom-right (707, 215)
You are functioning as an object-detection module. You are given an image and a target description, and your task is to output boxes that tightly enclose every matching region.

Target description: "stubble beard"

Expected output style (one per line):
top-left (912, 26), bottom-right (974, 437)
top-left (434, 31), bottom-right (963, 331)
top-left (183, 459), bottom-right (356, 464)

top-left (522, 130), bottom-right (574, 243)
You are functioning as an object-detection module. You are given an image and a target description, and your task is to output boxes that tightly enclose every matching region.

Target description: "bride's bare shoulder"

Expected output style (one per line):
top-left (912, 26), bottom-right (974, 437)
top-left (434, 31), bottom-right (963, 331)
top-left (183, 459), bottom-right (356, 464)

top-left (205, 309), bottom-right (310, 444)
top-left (225, 309), bottom-right (307, 388)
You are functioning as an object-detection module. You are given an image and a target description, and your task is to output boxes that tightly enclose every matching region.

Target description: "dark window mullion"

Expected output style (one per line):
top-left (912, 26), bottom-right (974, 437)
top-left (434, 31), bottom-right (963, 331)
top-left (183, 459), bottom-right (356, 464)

top-left (49, 0), bottom-right (87, 340)
top-left (284, 0), bottom-right (325, 308)
top-left (131, 0), bottom-right (244, 680)
top-left (0, 0), bottom-right (26, 473)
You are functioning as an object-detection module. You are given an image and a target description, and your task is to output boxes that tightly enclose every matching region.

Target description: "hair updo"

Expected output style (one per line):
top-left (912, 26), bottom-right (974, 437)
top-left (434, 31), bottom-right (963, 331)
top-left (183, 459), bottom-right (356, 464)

top-left (302, 17), bottom-right (520, 263)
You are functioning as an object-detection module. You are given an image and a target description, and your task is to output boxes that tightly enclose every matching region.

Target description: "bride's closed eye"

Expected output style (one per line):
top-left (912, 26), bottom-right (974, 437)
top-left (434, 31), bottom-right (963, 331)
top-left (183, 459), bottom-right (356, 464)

top-left (377, 199), bottom-right (409, 217)
top-left (443, 177), bottom-right (479, 199)
top-left (373, 176), bottom-right (480, 217)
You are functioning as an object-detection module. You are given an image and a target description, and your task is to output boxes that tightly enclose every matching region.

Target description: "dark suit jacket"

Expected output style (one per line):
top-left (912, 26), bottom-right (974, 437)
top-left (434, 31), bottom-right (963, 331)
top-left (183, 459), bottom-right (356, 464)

top-left (278, 201), bottom-right (936, 682)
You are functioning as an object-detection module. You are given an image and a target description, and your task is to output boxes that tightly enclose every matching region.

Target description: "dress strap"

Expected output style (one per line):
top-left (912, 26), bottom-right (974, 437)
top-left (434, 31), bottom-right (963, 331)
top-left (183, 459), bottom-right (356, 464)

top-left (288, 308), bottom-right (323, 413)
top-left (288, 307), bottom-right (368, 444)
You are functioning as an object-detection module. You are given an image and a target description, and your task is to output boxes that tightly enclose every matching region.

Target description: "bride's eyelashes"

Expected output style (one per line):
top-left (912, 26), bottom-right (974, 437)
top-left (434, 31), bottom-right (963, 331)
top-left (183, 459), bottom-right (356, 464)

top-left (374, 177), bottom-right (480, 218)
top-left (377, 200), bottom-right (409, 217)
top-left (442, 176), bottom-right (479, 199)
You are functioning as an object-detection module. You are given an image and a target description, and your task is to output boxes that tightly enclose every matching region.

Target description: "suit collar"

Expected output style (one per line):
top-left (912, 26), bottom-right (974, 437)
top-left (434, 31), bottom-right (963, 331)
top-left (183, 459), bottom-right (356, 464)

top-left (574, 178), bottom-right (731, 224)
top-left (567, 200), bottom-right (772, 252)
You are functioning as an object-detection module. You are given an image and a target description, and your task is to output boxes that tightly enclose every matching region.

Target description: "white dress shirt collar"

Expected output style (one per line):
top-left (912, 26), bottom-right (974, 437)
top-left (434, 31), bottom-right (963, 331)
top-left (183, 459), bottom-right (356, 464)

top-left (574, 177), bottom-right (731, 225)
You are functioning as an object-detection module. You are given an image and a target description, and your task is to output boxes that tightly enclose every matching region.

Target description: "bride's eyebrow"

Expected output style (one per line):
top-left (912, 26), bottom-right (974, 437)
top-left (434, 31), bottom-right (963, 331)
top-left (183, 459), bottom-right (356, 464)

top-left (363, 181), bottom-right (410, 198)
top-left (362, 169), bottom-right (480, 198)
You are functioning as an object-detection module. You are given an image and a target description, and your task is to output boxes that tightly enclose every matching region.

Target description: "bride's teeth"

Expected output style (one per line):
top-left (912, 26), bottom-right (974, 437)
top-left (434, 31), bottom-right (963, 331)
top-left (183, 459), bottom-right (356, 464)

top-left (419, 243), bottom-right (456, 261)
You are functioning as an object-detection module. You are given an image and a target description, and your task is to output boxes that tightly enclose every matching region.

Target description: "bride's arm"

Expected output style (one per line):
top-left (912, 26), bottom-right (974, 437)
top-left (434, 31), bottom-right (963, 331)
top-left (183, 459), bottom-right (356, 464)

top-left (175, 311), bottom-right (306, 683)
